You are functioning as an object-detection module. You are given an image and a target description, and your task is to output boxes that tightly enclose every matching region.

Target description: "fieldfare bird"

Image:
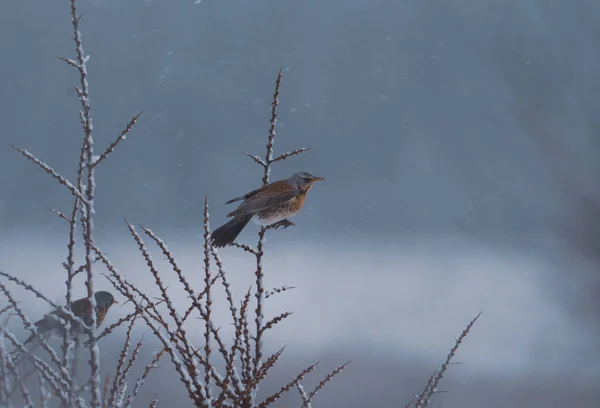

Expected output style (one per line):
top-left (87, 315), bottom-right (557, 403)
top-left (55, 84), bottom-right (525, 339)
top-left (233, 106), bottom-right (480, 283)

top-left (210, 171), bottom-right (324, 248)
top-left (23, 291), bottom-right (118, 346)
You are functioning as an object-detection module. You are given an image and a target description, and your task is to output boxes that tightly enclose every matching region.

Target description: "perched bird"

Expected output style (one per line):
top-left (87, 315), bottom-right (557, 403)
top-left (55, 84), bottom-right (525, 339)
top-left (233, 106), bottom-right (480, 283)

top-left (210, 171), bottom-right (324, 248)
top-left (22, 291), bottom-right (118, 346)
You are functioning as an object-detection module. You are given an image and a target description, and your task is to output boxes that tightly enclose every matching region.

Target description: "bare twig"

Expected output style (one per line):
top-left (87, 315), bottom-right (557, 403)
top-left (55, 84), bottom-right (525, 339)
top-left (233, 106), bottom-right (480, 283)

top-left (239, 288), bottom-right (253, 392)
top-left (51, 209), bottom-right (71, 223)
top-left (260, 312), bottom-right (293, 335)
top-left (123, 349), bottom-right (165, 408)
top-left (261, 67), bottom-right (283, 185)
top-left (264, 286), bottom-right (295, 299)
top-left (0, 329), bottom-right (10, 405)
top-left (106, 316), bottom-right (136, 407)
top-left (52, 1), bottom-right (104, 405)
top-left (2, 351), bottom-right (34, 407)
top-left (116, 336), bottom-right (144, 405)
top-left (126, 221), bottom-right (181, 328)
top-left (297, 383), bottom-right (311, 408)
top-left (307, 362), bottom-right (350, 401)
top-left (209, 247), bottom-right (238, 328)
top-left (0, 305), bottom-right (13, 317)
top-left (91, 112), bottom-right (142, 168)
top-left (258, 363), bottom-right (317, 408)
top-left (231, 242), bottom-right (258, 256)
top-left (10, 145), bottom-right (88, 203)
top-left (0, 270), bottom-right (59, 309)
top-left (253, 228), bottom-right (267, 382)
top-left (414, 312), bottom-right (482, 408)
top-left (202, 197), bottom-right (214, 402)
top-left (247, 346), bottom-right (286, 392)
top-left (271, 147), bottom-right (311, 163)
top-left (57, 55), bottom-right (80, 69)
top-left (243, 152), bottom-right (267, 167)
top-left (91, 312), bottom-right (138, 347)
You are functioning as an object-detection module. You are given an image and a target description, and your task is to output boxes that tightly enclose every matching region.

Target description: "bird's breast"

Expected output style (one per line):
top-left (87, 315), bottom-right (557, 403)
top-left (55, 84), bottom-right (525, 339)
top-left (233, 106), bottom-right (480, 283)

top-left (253, 195), bottom-right (306, 225)
top-left (252, 213), bottom-right (289, 225)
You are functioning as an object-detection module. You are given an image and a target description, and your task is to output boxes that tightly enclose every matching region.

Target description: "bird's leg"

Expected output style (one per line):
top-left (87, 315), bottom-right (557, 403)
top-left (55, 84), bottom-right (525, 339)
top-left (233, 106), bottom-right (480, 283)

top-left (267, 219), bottom-right (296, 230)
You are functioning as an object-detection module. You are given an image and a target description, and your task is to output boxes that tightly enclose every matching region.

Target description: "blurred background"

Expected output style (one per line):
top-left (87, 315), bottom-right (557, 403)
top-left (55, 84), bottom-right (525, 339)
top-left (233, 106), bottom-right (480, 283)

top-left (1, 0), bottom-right (599, 406)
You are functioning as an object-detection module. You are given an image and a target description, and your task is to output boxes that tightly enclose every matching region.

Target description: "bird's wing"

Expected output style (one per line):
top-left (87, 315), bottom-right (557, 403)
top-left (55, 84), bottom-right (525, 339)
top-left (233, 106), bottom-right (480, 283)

top-left (25, 312), bottom-right (66, 344)
top-left (70, 298), bottom-right (94, 326)
top-left (225, 186), bottom-right (264, 204)
top-left (227, 188), bottom-right (298, 217)
top-left (32, 314), bottom-right (59, 333)
top-left (70, 298), bottom-right (92, 314)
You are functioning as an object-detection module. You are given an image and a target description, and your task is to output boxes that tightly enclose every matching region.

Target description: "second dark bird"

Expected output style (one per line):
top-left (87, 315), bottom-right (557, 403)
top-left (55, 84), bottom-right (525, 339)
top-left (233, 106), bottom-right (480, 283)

top-left (11, 291), bottom-right (118, 364)
top-left (23, 291), bottom-right (118, 346)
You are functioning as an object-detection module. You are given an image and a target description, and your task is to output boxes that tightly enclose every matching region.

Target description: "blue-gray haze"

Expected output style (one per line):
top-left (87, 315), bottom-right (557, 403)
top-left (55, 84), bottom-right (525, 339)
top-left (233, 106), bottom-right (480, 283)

top-left (0, 0), bottom-right (599, 407)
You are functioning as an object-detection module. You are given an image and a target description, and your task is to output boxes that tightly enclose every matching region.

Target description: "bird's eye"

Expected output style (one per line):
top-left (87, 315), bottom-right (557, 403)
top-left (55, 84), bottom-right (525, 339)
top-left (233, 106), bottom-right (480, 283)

top-left (303, 177), bottom-right (311, 183)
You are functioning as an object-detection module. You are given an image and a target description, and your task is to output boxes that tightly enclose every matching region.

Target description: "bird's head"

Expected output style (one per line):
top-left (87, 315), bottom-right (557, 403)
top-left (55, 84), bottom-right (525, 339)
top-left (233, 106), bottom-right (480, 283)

top-left (95, 291), bottom-right (118, 310)
top-left (288, 171), bottom-right (325, 191)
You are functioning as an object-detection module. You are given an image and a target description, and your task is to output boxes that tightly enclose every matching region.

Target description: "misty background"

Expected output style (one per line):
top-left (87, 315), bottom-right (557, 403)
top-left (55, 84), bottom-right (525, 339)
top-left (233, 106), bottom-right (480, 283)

top-left (1, 0), bottom-right (599, 406)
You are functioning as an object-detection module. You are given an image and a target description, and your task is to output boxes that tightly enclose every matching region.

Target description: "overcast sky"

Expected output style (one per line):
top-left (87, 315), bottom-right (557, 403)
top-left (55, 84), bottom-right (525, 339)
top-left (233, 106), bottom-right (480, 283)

top-left (1, 0), bottom-right (599, 407)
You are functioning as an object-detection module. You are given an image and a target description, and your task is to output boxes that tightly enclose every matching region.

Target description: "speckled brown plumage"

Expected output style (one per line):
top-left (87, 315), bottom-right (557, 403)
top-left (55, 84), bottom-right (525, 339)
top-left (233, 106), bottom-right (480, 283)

top-left (23, 291), bottom-right (117, 345)
top-left (211, 172), bottom-right (324, 248)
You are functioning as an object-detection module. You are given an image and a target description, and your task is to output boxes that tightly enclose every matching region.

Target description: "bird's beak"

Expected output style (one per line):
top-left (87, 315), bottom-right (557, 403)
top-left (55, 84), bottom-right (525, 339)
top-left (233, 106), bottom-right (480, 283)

top-left (313, 176), bottom-right (325, 182)
top-left (113, 299), bottom-right (119, 305)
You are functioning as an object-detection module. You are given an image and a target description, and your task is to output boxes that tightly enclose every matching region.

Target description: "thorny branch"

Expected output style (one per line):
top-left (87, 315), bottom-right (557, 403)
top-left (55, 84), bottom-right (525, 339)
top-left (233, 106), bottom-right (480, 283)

top-left (91, 112), bottom-right (142, 168)
top-left (411, 312), bottom-right (481, 408)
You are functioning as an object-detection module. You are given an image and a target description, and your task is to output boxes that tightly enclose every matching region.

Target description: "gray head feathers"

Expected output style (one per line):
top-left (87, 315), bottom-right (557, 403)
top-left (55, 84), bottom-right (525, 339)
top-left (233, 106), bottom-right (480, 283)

top-left (286, 172), bottom-right (325, 188)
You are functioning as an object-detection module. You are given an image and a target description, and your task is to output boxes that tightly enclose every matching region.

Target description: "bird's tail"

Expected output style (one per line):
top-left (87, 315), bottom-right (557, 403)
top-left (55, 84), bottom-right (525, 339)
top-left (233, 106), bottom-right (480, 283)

top-left (10, 340), bottom-right (39, 367)
top-left (210, 215), bottom-right (252, 248)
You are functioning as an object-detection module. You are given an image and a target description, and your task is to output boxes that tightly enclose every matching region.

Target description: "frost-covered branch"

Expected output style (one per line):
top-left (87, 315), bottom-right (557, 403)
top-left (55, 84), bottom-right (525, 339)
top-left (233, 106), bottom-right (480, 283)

top-left (65, 2), bottom-right (101, 404)
top-left (10, 145), bottom-right (88, 203)
top-left (91, 112), bottom-right (142, 168)
top-left (411, 312), bottom-right (481, 408)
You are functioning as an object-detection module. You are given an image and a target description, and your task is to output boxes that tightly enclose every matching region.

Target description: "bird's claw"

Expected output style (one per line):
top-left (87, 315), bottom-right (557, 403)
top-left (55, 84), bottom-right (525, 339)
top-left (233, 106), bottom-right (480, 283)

top-left (268, 219), bottom-right (296, 230)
